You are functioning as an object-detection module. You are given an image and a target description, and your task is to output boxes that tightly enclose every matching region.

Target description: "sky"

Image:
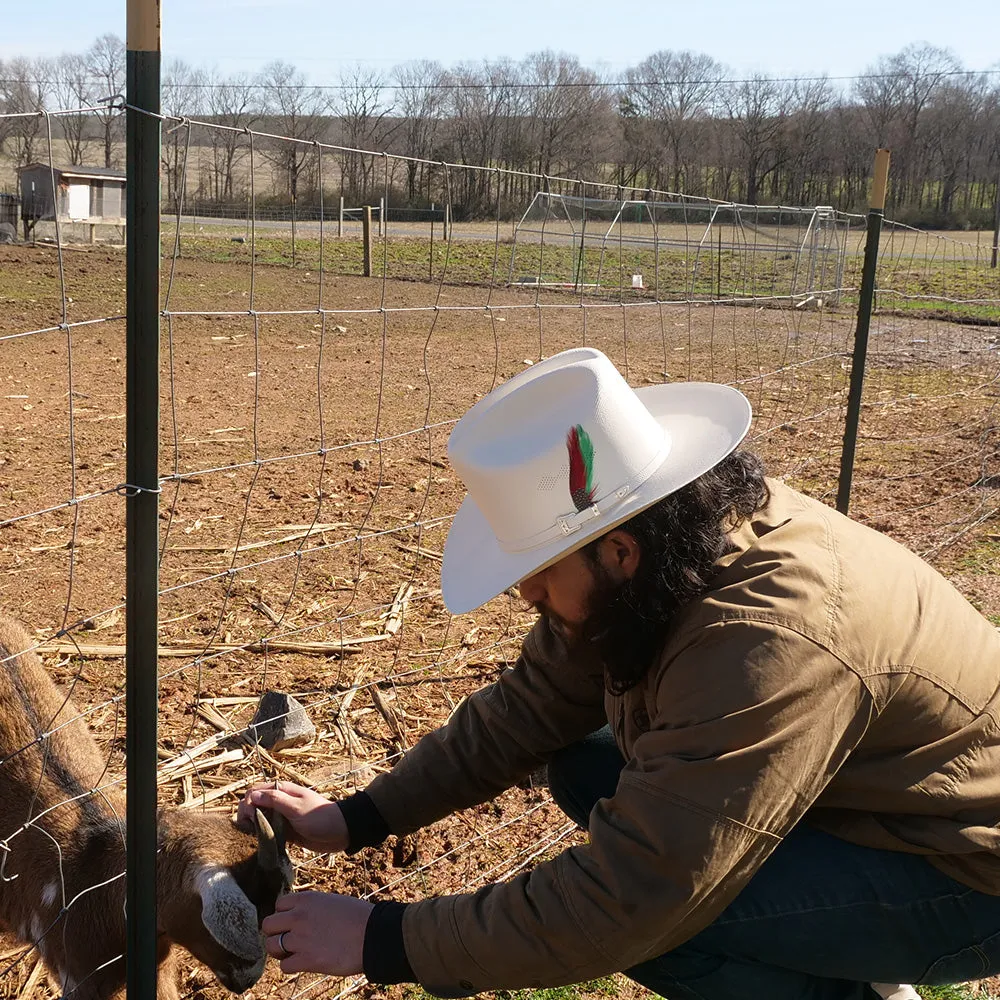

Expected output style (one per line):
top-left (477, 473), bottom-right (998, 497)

top-left (2, 0), bottom-right (999, 86)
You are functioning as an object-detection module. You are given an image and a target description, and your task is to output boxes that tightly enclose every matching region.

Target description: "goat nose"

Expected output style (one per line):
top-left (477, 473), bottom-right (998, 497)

top-left (217, 956), bottom-right (265, 994)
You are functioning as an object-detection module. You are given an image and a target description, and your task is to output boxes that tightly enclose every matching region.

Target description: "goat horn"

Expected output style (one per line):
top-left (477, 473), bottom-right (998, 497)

top-left (255, 808), bottom-right (285, 870)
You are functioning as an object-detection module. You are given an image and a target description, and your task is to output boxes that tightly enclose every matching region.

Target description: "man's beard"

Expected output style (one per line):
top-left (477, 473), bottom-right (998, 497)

top-left (544, 559), bottom-right (668, 696)
top-left (534, 449), bottom-right (768, 694)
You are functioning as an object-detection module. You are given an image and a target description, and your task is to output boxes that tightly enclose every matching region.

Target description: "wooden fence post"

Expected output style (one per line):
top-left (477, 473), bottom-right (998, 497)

top-left (991, 168), bottom-right (999, 269)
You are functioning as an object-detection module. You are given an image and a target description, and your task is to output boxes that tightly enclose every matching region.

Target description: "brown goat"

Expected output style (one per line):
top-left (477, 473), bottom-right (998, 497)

top-left (0, 616), bottom-right (294, 999)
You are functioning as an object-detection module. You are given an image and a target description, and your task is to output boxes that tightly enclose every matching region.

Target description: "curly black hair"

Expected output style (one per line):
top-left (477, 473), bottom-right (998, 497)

top-left (577, 449), bottom-right (769, 694)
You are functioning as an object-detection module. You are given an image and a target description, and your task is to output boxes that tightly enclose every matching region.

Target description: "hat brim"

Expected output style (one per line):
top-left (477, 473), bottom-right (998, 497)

top-left (440, 381), bottom-right (753, 615)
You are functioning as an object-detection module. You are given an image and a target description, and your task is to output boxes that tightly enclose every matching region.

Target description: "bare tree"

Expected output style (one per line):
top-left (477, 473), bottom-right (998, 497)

top-left (255, 60), bottom-right (327, 204)
top-left (161, 59), bottom-right (207, 207)
top-left (825, 103), bottom-right (872, 210)
top-left (0, 58), bottom-right (49, 167)
top-left (392, 60), bottom-right (449, 203)
top-left (979, 75), bottom-right (1000, 225)
top-left (521, 51), bottom-right (612, 183)
top-left (924, 74), bottom-right (988, 218)
top-left (445, 59), bottom-right (520, 215)
top-left (559, 69), bottom-right (618, 185)
top-left (51, 54), bottom-right (92, 165)
top-left (721, 74), bottom-right (792, 203)
top-left (0, 60), bottom-right (10, 155)
top-left (335, 66), bottom-right (394, 203)
top-left (0, 59), bottom-right (19, 158)
top-left (854, 43), bottom-right (961, 208)
top-left (622, 50), bottom-right (724, 192)
top-left (613, 87), bottom-right (653, 191)
top-left (85, 33), bottom-right (125, 167)
top-left (206, 72), bottom-right (260, 202)
top-left (781, 77), bottom-right (834, 205)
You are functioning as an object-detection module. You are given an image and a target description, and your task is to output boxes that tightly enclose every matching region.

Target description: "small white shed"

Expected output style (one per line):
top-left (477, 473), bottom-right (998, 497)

top-left (18, 163), bottom-right (126, 241)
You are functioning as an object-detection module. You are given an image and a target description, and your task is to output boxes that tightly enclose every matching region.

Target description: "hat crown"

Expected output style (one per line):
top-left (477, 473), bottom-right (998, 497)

top-left (448, 349), bottom-right (670, 553)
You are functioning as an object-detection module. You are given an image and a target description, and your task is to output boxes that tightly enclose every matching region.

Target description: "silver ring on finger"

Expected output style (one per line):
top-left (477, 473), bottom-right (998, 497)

top-left (278, 931), bottom-right (291, 959)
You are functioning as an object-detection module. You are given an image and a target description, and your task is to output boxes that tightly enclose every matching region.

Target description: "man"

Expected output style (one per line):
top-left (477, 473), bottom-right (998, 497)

top-left (241, 347), bottom-right (1000, 1000)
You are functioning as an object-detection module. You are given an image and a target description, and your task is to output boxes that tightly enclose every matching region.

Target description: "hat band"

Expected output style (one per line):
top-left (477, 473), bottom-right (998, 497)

top-left (497, 438), bottom-right (672, 555)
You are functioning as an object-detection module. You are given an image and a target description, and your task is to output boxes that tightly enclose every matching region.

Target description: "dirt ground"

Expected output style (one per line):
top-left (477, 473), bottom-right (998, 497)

top-left (1, 241), bottom-right (999, 1000)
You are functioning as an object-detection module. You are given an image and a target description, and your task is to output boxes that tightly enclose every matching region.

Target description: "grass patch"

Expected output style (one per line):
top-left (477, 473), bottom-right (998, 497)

top-left (165, 230), bottom-right (1000, 324)
top-left (0, 270), bottom-right (65, 302)
top-left (958, 537), bottom-right (1000, 576)
top-left (403, 978), bottom-right (625, 1000)
top-left (497, 979), bottom-right (623, 1000)
top-left (7, 225), bottom-right (997, 324)
top-left (919, 986), bottom-right (987, 999)
top-left (862, 367), bottom-right (989, 396)
top-left (401, 979), bottom-right (994, 1000)
top-left (170, 234), bottom-right (815, 301)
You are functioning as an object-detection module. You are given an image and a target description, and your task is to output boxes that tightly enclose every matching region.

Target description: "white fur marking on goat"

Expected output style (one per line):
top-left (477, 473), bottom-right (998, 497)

top-left (195, 866), bottom-right (262, 962)
top-left (41, 881), bottom-right (58, 908)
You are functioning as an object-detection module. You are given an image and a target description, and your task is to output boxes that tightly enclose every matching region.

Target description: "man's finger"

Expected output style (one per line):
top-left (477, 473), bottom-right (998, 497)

top-left (273, 892), bottom-right (300, 912)
top-left (234, 797), bottom-right (258, 831)
top-left (279, 953), bottom-right (313, 976)
top-left (261, 912), bottom-right (290, 936)
top-left (266, 931), bottom-right (294, 958)
top-left (250, 779), bottom-right (281, 792)
top-left (247, 787), bottom-right (283, 810)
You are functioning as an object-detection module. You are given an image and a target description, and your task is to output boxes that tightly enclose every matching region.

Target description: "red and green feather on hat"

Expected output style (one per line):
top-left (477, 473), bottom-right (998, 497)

top-left (567, 425), bottom-right (597, 512)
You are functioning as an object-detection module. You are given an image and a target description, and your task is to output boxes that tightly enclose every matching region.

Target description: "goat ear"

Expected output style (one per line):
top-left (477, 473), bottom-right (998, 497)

top-left (195, 867), bottom-right (262, 962)
top-left (255, 807), bottom-right (287, 871)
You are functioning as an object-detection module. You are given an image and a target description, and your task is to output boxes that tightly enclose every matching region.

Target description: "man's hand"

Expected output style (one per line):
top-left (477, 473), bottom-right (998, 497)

top-left (237, 781), bottom-right (349, 854)
top-left (262, 891), bottom-right (374, 977)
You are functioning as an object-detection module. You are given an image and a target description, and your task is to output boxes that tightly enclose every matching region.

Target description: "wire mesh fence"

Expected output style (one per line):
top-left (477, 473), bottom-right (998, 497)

top-left (1, 103), bottom-right (999, 1000)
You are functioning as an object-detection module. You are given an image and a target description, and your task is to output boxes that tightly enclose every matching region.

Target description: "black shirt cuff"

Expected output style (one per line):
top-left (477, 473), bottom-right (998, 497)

top-left (363, 900), bottom-right (414, 984)
top-left (337, 791), bottom-right (392, 854)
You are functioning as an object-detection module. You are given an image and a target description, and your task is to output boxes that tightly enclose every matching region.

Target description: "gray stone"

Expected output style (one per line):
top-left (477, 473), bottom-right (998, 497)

top-left (0, 223), bottom-right (16, 244)
top-left (249, 691), bottom-right (315, 750)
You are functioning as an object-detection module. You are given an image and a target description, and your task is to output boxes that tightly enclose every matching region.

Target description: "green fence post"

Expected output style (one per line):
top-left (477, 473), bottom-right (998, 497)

top-left (837, 148), bottom-right (890, 515)
top-left (126, 0), bottom-right (161, 996)
top-left (363, 205), bottom-right (372, 276)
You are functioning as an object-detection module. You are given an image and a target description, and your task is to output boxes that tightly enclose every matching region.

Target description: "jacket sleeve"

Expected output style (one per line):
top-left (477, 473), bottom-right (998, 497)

top-left (363, 617), bottom-right (608, 836)
top-left (396, 620), bottom-right (874, 996)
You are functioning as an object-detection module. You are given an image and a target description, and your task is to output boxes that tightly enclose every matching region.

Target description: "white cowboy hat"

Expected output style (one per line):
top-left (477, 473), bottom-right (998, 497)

top-left (441, 347), bottom-right (752, 615)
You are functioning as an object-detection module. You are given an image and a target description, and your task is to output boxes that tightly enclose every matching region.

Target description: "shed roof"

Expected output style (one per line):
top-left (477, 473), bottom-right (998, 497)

top-left (19, 163), bottom-right (126, 182)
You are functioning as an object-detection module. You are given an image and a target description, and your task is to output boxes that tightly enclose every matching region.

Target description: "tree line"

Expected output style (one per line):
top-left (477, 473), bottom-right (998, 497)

top-left (1, 36), bottom-right (998, 227)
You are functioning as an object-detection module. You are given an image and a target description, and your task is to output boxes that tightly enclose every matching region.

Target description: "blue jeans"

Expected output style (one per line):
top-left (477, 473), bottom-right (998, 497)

top-left (547, 727), bottom-right (1000, 1000)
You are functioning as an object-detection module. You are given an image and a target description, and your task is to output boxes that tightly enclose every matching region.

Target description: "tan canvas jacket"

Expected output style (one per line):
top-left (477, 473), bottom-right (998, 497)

top-left (363, 479), bottom-right (1000, 995)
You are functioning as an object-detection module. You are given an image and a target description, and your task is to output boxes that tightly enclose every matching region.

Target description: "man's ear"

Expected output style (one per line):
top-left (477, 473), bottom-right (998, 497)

top-left (600, 529), bottom-right (641, 580)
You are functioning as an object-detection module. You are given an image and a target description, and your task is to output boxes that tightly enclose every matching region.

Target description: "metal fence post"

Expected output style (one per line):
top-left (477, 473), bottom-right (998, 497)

top-left (363, 205), bottom-right (372, 276)
top-left (837, 149), bottom-right (890, 515)
top-left (126, 0), bottom-right (161, 997)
